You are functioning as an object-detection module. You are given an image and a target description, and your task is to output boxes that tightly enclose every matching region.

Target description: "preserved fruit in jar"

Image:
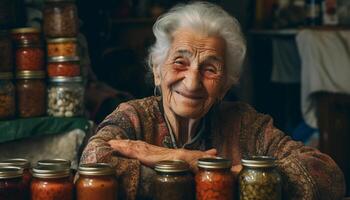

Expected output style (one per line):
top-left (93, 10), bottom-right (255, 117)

top-left (15, 42), bottom-right (44, 71)
top-left (47, 56), bottom-right (80, 77)
top-left (47, 38), bottom-right (77, 57)
top-left (0, 166), bottom-right (28, 200)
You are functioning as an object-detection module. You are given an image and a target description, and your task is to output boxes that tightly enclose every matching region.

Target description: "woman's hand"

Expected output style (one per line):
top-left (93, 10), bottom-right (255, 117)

top-left (108, 139), bottom-right (217, 171)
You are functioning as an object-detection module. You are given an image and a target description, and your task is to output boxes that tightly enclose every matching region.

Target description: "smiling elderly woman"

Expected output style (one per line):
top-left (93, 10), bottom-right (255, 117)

top-left (80, 2), bottom-right (345, 200)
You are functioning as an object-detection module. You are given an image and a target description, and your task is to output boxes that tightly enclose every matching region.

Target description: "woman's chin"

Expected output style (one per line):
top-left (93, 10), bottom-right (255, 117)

top-left (172, 106), bottom-right (207, 119)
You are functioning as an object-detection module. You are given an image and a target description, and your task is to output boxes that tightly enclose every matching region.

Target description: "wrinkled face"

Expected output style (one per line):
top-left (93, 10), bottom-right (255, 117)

top-left (154, 28), bottom-right (228, 119)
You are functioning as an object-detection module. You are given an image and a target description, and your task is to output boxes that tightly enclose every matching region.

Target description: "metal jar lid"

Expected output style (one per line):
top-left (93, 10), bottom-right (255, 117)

top-left (37, 159), bottom-right (71, 169)
top-left (47, 56), bottom-right (79, 63)
top-left (0, 72), bottom-right (13, 80)
top-left (11, 27), bottom-right (41, 34)
top-left (78, 163), bottom-right (115, 176)
top-left (155, 160), bottom-right (190, 173)
top-left (197, 157), bottom-right (232, 169)
top-left (49, 76), bottom-right (82, 83)
top-left (47, 37), bottom-right (77, 43)
top-left (0, 158), bottom-right (31, 169)
top-left (16, 40), bottom-right (43, 48)
top-left (32, 165), bottom-right (70, 179)
top-left (0, 166), bottom-right (23, 179)
top-left (16, 71), bottom-right (45, 79)
top-left (241, 156), bottom-right (276, 168)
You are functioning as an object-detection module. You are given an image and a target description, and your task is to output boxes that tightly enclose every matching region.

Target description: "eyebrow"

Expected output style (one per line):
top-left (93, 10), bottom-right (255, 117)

top-left (173, 49), bottom-right (193, 58)
top-left (203, 55), bottom-right (224, 63)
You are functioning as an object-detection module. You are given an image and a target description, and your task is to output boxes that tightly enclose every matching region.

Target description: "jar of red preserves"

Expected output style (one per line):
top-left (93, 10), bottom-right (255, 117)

top-left (0, 158), bottom-right (31, 187)
top-left (11, 27), bottom-right (41, 45)
top-left (47, 37), bottom-right (77, 57)
top-left (154, 160), bottom-right (195, 200)
top-left (195, 158), bottom-right (234, 200)
top-left (16, 71), bottom-right (46, 118)
top-left (0, 30), bottom-right (13, 72)
top-left (76, 163), bottom-right (118, 200)
top-left (15, 41), bottom-right (44, 71)
top-left (47, 56), bottom-right (80, 77)
top-left (31, 166), bottom-right (73, 200)
top-left (0, 166), bottom-right (28, 200)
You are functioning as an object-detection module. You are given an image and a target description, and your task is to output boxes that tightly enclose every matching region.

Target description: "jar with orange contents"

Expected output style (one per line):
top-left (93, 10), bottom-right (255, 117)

top-left (15, 41), bottom-right (44, 71)
top-left (47, 38), bottom-right (77, 57)
top-left (76, 163), bottom-right (118, 200)
top-left (31, 166), bottom-right (73, 200)
top-left (0, 158), bottom-right (32, 187)
top-left (11, 27), bottom-right (41, 45)
top-left (47, 56), bottom-right (80, 77)
top-left (195, 158), bottom-right (234, 200)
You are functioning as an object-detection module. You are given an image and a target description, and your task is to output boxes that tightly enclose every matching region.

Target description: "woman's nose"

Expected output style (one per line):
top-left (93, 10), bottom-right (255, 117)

top-left (183, 68), bottom-right (202, 91)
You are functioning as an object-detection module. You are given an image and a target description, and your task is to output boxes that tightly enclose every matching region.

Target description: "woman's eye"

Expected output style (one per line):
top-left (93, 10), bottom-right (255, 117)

top-left (204, 65), bottom-right (217, 74)
top-left (174, 59), bottom-right (187, 67)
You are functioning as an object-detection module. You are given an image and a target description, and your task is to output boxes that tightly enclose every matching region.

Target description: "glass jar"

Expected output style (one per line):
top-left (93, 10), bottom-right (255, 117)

top-left (0, 30), bottom-right (13, 72)
top-left (47, 38), bottom-right (77, 57)
top-left (48, 76), bottom-right (84, 117)
top-left (153, 160), bottom-right (195, 200)
top-left (195, 158), bottom-right (233, 200)
top-left (47, 56), bottom-right (80, 77)
top-left (0, 166), bottom-right (28, 200)
top-left (43, 0), bottom-right (78, 38)
top-left (76, 163), bottom-right (117, 200)
top-left (31, 166), bottom-right (73, 200)
top-left (239, 156), bottom-right (282, 200)
top-left (0, 158), bottom-right (31, 187)
top-left (37, 159), bottom-right (71, 169)
top-left (16, 71), bottom-right (46, 118)
top-left (0, 73), bottom-right (15, 120)
top-left (15, 42), bottom-right (44, 71)
top-left (11, 27), bottom-right (42, 45)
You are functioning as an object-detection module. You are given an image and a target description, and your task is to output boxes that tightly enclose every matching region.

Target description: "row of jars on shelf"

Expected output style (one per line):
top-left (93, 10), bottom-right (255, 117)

top-left (0, 28), bottom-right (79, 73)
top-left (0, 156), bottom-right (282, 200)
top-left (0, 72), bottom-right (84, 119)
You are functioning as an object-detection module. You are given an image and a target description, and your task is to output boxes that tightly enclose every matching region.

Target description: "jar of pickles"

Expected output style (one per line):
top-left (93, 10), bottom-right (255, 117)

top-left (0, 158), bottom-right (31, 187)
top-left (76, 163), bottom-right (117, 200)
top-left (0, 30), bottom-right (13, 72)
top-left (47, 38), bottom-right (77, 57)
top-left (48, 76), bottom-right (84, 117)
top-left (153, 160), bottom-right (195, 200)
top-left (31, 166), bottom-right (73, 200)
top-left (0, 72), bottom-right (15, 120)
top-left (11, 27), bottom-right (42, 45)
top-left (43, 0), bottom-right (78, 38)
top-left (195, 158), bottom-right (233, 200)
top-left (48, 56), bottom-right (80, 77)
top-left (15, 41), bottom-right (44, 71)
top-left (0, 166), bottom-right (28, 200)
top-left (239, 156), bottom-right (282, 200)
top-left (16, 71), bottom-right (46, 118)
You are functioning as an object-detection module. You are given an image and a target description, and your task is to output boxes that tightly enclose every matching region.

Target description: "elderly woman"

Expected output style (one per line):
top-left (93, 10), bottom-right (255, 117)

top-left (80, 2), bottom-right (345, 200)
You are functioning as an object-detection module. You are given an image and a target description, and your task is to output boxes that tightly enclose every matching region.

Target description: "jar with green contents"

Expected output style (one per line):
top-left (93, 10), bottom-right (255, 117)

top-left (154, 160), bottom-right (195, 200)
top-left (239, 156), bottom-right (282, 200)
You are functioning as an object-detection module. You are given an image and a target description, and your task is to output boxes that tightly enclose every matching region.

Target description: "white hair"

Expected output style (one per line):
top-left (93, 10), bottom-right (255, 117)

top-left (147, 1), bottom-right (246, 86)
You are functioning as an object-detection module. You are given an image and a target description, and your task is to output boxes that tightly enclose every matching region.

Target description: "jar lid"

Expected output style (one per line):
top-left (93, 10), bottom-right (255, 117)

top-left (32, 165), bottom-right (70, 179)
top-left (241, 156), bottom-right (276, 168)
top-left (11, 27), bottom-right (41, 34)
top-left (155, 160), bottom-right (190, 173)
top-left (47, 37), bottom-right (77, 43)
top-left (197, 157), bottom-right (232, 169)
top-left (47, 56), bottom-right (80, 63)
top-left (78, 163), bottom-right (115, 176)
top-left (16, 71), bottom-right (45, 79)
top-left (0, 72), bottom-right (13, 79)
top-left (49, 76), bottom-right (83, 83)
top-left (16, 40), bottom-right (43, 48)
top-left (0, 166), bottom-right (23, 179)
top-left (37, 159), bottom-right (71, 169)
top-left (0, 158), bottom-right (31, 169)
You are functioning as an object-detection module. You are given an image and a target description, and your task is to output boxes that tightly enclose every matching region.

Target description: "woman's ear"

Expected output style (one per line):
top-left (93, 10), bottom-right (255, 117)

top-left (153, 65), bottom-right (161, 86)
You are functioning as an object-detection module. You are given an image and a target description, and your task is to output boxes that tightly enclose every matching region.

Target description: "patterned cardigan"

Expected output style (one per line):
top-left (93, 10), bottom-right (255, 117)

top-left (80, 96), bottom-right (345, 200)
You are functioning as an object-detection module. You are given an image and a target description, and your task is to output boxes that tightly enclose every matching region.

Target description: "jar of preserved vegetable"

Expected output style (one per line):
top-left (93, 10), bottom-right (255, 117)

top-left (11, 27), bottom-right (42, 45)
top-left (31, 166), bottom-right (73, 200)
top-left (48, 76), bottom-right (84, 117)
top-left (153, 160), bottom-right (195, 200)
top-left (15, 41), bottom-right (44, 71)
top-left (43, 0), bottom-right (78, 38)
top-left (0, 158), bottom-right (31, 187)
top-left (47, 38), bottom-right (77, 57)
top-left (16, 71), bottom-right (46, 118)
top-left (0, 30), bottom-right (13, 72)
top-left (0, 72), bottom-right (15, 120)
top-left (47, 56), bottom-right (80, 77)
top-left (239, 156), bottom-right (282, 200)
top-left (195, 157), bottom-right (233, 200)
top-left (76, 163), bottom-right (117, 200)
top-left (0, 166), bottom-right (28, 200)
